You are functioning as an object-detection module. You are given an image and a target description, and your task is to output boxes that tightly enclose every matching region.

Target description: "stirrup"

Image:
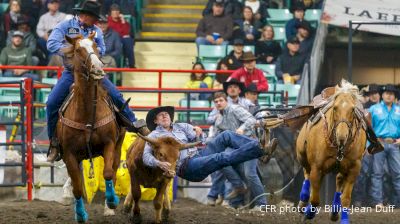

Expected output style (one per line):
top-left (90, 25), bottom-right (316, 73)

top-left (47, 137), bottom-right (62, 162)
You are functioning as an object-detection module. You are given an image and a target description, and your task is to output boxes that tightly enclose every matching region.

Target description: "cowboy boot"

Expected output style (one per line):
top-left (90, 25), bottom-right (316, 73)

top-left (47, 137), bottom-right (62, 162)
top-left (116, 112), bottom-right (150, 136)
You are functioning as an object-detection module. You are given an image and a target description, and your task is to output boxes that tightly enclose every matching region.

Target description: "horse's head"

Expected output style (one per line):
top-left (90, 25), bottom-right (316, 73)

top-left (65, 32), bottom-right (105, 80)
top-left (138, 134), bottom-right (200, 178)
top-left (332, 80), bottom-right (361, 148)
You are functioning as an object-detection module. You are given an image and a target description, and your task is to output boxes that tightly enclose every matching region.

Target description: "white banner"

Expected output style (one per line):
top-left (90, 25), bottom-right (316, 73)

top-left (322, 0), bottom-right (400, 36)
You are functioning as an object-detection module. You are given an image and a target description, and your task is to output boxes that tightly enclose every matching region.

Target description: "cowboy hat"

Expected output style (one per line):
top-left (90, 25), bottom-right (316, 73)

top-left (240, 51), bottom-right (258, 62)
top-left (366, 84), bottom-right (380, 95)
top-left (146, 106), bottom-right (175, 131)
top-left (223, 78), bottom-right (246, 96)
top-left (73, 1), bottom-right (101, 18)
top-left (381, 84), bottom-right (399, 96)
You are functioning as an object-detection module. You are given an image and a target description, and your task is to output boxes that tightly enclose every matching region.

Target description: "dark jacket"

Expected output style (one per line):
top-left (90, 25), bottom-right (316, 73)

top-left (203, 0), bottom-right (243, 20)
top-left (255, 40), bottom-right (282, 64)
top-left (103, 28), bottom-right (122, 62)
top-left (299, 35), bottom-right (315, 58)
top-left (223, 50), bottom-right (243, 70)
top-left (196, 14), bottom-right (234, 40)
top-left (275, 51), bottom-right (307, 80)
top-left (285, 18), bottom-right (301, 40)
top-left (232, 19), bottom-right (262, 44)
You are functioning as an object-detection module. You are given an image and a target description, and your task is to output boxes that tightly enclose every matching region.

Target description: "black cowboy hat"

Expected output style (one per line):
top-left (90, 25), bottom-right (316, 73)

top-left (366, 84), bottom-right (380, 95)
top-left (381, 84), bottom-right (399, 96)
top-left (245, 83), bottom-right (259, 94)
top-left (223, 78), bottom-right (246, 96)
top-left (290, 2), bottom-right (306, 13)
top-left (16, 16), bottom-right (29, 25)
top-left (73, 1), bottom-right (101, 18)
top-left (240, 51), bottom-right (258, 62)
top-left (146, 106), bottom-right (175, 131)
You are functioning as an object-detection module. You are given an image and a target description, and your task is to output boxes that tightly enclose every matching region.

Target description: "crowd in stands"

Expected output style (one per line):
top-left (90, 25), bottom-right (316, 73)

top-left (0, 0), bottom-right (137, 80)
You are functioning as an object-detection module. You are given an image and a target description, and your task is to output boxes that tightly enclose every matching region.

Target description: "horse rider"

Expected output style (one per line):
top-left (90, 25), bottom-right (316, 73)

top-left (142, 105), bottom-right (278, 183)
top-left (46, 1), bottom-right (147, 162)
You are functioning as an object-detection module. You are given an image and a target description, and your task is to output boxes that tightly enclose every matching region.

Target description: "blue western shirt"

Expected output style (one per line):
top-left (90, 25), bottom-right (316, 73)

top-left (369, 101), bottom-right (400, 139)
top-left (47, 16), bottom-right (105, 56)
top-left (142, 123), bottom-right (204, 170)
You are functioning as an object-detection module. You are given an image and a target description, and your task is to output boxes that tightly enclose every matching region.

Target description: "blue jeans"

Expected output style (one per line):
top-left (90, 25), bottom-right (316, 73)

top-left (195, 37), bottom-right (229, 51)
top-left (121, 37), bottom-right (135, 67)
top-left (180, 131), bottom-right (263, 182)
top-left (353, 153), bottom-right (372, 203)
top-left (46, 70), bottom-right (136, 139)
top-left (208, 170), bottom-right (226, 199)
top-left (371, 143), bottom-right (400, 205)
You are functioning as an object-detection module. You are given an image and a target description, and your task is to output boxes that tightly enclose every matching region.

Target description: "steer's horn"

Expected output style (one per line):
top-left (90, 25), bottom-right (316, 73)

top-left (179, 141), bottom-right (201, 150)
top-left (137, 133), bottom-right (158, 145)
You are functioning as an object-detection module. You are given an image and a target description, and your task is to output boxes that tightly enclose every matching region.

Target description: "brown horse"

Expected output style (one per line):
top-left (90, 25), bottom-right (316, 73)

top-left (296, 80), bottom-right (366, 223)
top-left (57, 33), bottom-right (125, 223)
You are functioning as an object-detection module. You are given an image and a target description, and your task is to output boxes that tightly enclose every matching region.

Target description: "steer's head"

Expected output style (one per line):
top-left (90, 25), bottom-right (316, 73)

top-left (139, 134), bottom-right (200, 178)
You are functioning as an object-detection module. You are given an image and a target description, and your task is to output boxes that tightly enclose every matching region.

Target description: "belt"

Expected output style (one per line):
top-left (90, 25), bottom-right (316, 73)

top-left (378, 138), bottom-right (399, 144)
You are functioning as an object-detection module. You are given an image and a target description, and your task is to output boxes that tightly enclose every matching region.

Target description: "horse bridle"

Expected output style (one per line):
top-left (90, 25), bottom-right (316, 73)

top-left (331, 118), bottom-right (354, 161)
top-left (80, 51), bottom-right (105, 81)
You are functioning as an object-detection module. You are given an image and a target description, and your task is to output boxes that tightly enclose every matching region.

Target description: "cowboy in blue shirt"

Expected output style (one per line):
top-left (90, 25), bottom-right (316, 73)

top-left (369, 84), bottom-right (400, 208)
top-left (46, 1), bottom-right (146, 162)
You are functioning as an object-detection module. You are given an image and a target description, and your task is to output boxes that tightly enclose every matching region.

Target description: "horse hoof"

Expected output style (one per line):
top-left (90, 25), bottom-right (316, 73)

top-left (330, 212), bottom-right (339, 222)
top-left (130, 214), bottom-right (142, 224)
top-left (106, 195), bottom-right (120, 209)
top-left (162, 209), bottom-right (170, 222)
top-left (304, 204), bottom-right (316, 220)
top-left (123, 204), bottom-right (132, 214)
top-left (297, 201), bottom-right (308, 213)
top-left (104, 203), bottom-right (115, 216)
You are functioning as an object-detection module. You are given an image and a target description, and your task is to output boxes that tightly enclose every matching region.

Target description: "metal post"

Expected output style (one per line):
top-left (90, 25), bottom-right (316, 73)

top-left (348, 20), bottom-right (353, 82)
top-left (158, 71), bottom-right (162, 106)
top-left (24, 79), bottom-right (33, 201)
top-left (186, 93), bottom-right (191, 123)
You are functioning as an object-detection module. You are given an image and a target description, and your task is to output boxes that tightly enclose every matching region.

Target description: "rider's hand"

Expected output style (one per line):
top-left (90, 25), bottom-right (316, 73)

top-left (193, 126), bottom-right (203, 137)
top-left (157, 161), bottom-right (171, 172)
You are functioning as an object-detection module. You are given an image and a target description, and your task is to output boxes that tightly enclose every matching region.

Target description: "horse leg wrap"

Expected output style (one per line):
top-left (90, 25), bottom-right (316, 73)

top-left (105, 180), bottom-right (120, 209)
top-left (300, 179), bottom-right (310, 203)
top-left (75, 197), bottom-right (88, 223)
top-left (340, 207), bottom-right (349, 224)
top-left (332, 192), bottom-right (342, 214)
top-left (304, 204), bottom-right (316, 219)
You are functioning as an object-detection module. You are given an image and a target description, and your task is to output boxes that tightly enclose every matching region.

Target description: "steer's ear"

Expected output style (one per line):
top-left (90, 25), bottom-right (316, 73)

top-left (179, 141), bottom-right (201, 150)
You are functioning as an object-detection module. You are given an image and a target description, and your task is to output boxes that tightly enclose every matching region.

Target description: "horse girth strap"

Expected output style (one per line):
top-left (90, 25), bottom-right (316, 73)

top-left (59, 113), bottom-right (115, 131)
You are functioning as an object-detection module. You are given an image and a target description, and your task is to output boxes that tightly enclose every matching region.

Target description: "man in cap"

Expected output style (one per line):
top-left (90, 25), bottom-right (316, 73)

top-left (363, 84), bottom-right (381, 109)
top-left (296, 20), bottom-right (314, 57)
top-left (46, 1), bottom-right (146, 162)
top-left (285, 2), bottom-right (306, 40)
top-left (275, 37), bottom-right (307, 84)
top-left (227, 51), bottom-right (269, 92)
top-left (223, 38), bottom-right (244, 70)
top-left (245, 83), bottom-right (260, 109)
top-left (97, 14), bottom-right (122, 68)
top-left (0, 30), bottom-right (39, 81)
top-left (368, 84), bottom-right (400, 208)
top-left (203, 0), bottom-right (243, 20)
top-left (142, 105), bottom-right (277, 186)
top-left (195, 0), bottom-right (233, 49)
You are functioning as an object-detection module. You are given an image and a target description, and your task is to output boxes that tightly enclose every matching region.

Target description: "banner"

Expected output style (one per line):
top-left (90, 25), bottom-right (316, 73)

top-left (322, 0), bottom-right (400, 36)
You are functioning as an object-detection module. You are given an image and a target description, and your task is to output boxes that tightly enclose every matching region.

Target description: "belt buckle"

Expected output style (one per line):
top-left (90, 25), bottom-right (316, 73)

top-left (384, 138), bottom-right (394, 144)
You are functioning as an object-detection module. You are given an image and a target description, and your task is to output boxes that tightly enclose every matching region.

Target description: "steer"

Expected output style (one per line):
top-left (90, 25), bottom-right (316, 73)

top-left (123, 133), bottom-right (199, 223)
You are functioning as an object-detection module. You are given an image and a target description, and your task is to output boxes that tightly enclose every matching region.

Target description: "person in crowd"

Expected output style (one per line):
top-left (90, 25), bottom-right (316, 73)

top-left (0, 30), bottom-right (39, 81)
top-left (203, 0), bottom-right (243, 20)
top-left (244, 0), bottom-right (269, 23)
top-left (275, 37), bottom-right (307, 84)
top-left (213, 58), bottom-right (231, 89)
top-left (232, 6), bottom-right (262, 45)
top-left (244, 83), bottom-right (260, 109)
top-left (102, 0), bottom-right (137, 18)
top-left (255, 25), bottom-right (282, 64)
top-left (46, 1), bottom-right (146, 162)
top-left (363, 84), bottom-right (381, 109)
top-left (3, 0), bottom-right (31, 36)
top-left (369, 84), bottom-right (400, 209)
top-left (142, 104), bottom-right (277, 197)
top-left (36, 0), bottom-right (67, 57)
top-left (107, 3), bottom-right (135, 68)
top-left (227, 51), bottom-right (269, 92)
top-left (185, 62), bottom-right (214, 100)
top-left (223, 38), bottom-right (244, 70)
top-left (195, 0), bottom-right (233, 48)
top-left (295, 20), bottom-right (314, 57)
top-left (285, 2), bottom-right (306, 40)
top-left (97, 15), bottom-right (122, 68)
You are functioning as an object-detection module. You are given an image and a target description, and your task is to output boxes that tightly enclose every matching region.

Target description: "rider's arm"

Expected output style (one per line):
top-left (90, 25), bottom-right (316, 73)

top-left (143, 142), bottom-right (160, 168)
top-left (235, 106), bottom-right (256, 132)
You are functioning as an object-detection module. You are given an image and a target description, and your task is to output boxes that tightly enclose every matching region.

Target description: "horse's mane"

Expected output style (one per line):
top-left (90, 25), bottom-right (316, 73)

top-left (332, 79), bottom-right (363, 105)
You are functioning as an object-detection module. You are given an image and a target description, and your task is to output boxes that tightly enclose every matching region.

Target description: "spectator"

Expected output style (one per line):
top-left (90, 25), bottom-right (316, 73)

top-left (195, 0), bottom-right (233, 48)
top-left (6, 16), bottom-right (40, 65)
top-left (369, 84), bottom-right (400, 209)
top-left (36, 0), bottom-right (67, 57)
top-left (107, 4), bottom-right (135, 68)
top-left (0, 31), bottom-right (39, 81)
top-left (255, 25), bottom-right (282, 64)
top-left (213, 58), bottom-right (230, 89)
top-left (227, 51), bottom-right (268, 92)
top-left (244, 83), bottom-right (260, 108)
top-left (203, 0), bottom-right (242, 20)
top-left (285, 2), bottom-right (306, 40)
top-left (364, 84), bottom-right (381, 109)
top-left (244, 0), bottom-right (269, 23)
top-left (296, 20), bottom-right (314, 57)
top-left (184, 62), bottom-right (213, 100)
top-left (3, 0), bottom-right (31, 36)
top-left (224, 38), bottom-right (244, 70)
top-left (275, 37), bottom-right (307, 84)
top-left (102, 0), bottom-right (136, 18)
top-left (97, 15), bottom-right (122, 68)
top-left (232, 6), bottom-right (262, 45)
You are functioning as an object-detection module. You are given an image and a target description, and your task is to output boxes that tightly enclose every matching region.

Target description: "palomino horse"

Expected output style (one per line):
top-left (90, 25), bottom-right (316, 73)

top-left (296, 80), bottom-right (367, 224)
top-left (57, 33), bottom-right (125, 222)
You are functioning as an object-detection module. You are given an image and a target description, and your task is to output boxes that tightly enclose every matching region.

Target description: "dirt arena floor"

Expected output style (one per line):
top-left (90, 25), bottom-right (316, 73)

top-left (0, 198), bottom-right (398, 224)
